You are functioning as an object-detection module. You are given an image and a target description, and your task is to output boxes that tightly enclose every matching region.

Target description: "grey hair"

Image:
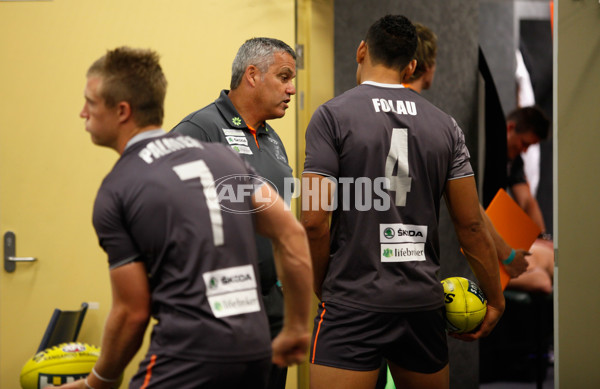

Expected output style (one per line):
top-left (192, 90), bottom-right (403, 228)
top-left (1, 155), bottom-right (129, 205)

top-left (230, 37), bottom-right (296, 90)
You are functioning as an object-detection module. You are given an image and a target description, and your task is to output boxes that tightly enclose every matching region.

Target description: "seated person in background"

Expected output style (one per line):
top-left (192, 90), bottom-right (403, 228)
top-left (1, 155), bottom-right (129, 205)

top-left (504, 106), bottom-right (553, 294)
top-left (505, 106), bottom-right (549, 234)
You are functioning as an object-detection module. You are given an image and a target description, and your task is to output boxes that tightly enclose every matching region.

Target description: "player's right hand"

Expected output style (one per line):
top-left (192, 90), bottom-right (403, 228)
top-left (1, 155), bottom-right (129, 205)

top-left (271, 326), bottom-right (311, 367)
top-left (450, 299), bottom-right (504, 342)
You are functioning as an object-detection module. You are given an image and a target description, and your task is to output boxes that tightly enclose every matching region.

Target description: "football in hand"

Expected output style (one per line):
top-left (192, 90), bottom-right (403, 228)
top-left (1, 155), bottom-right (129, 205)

top-left (441, 277), bottom-right (487, 334)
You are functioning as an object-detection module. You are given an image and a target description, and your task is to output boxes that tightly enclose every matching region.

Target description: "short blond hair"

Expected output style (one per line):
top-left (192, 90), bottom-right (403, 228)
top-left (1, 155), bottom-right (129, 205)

top-left (88, 46), bottom-right (167, 127)
top-left (408, 23), bottom-right (437, 82)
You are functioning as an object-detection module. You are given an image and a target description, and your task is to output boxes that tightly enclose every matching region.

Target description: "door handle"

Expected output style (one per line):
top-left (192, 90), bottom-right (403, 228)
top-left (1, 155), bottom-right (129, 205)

top-left (4, 231), bottom-right (37, 273)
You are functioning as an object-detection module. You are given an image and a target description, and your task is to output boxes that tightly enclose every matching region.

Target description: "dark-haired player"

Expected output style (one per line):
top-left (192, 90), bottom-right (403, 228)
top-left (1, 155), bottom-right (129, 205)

top-left (301, 15), bottom-right (504, 389)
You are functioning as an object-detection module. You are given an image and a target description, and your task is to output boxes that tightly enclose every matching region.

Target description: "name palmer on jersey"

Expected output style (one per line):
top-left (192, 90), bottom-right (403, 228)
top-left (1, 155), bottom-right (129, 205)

top-left (371, 98), bottom-right (417, 116)
top-left (138, 135), bottom-right (204, 164)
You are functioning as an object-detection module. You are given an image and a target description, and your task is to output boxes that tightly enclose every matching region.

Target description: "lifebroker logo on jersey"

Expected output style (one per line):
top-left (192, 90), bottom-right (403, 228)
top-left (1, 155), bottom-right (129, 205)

top-left (203, 265), bottom-right (261, 318)
top-left (379, 223), bottom-right (427, 262)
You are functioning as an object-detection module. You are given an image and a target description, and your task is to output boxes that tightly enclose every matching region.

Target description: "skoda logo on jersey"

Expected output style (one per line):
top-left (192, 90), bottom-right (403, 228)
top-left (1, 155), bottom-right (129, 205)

top-left (214, 174), bottom-right (278, 214)
top-left (209, 277), bottom-right (218, 289)
top-left (383, 227), bottom-right (395, 239)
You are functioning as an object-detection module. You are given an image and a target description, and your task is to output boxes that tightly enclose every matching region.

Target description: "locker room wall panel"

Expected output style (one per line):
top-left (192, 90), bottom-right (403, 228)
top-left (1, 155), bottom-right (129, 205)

top-left (479, 0), bottom-right (517, 116)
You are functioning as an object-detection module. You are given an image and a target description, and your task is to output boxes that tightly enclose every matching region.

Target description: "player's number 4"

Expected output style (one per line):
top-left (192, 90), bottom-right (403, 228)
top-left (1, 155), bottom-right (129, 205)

top-left (385, 128), bottom-right (412, 207)
top-left (172, 160), bottom-right (224, 246)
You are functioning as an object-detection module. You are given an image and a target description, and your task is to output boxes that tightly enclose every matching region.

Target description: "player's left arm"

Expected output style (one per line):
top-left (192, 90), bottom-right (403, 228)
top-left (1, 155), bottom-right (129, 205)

top-left (444, 176), bottom-right (505, 341)
top-left (299, 173), bottom-right (334, 300)
top-left (480, 204), bottom-right (530, 278)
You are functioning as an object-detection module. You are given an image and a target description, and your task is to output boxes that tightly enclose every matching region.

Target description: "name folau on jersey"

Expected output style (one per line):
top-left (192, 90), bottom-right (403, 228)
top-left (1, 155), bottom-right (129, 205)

top-left (371, 98), bottom-right (417, 115)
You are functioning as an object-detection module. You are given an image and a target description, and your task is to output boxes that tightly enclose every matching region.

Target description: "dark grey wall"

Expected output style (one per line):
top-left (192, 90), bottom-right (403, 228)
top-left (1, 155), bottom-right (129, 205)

top-left (334, 1), bottom-right (480, 166)
top-left (334, 1), bottom-right (480, 388)
top-left (480, 0), bottom-right (517, 117)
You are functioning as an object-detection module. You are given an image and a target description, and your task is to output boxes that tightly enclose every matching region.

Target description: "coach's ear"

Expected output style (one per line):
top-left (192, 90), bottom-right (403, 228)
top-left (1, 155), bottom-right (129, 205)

top-left (244, 64), bottom-right (260, 88)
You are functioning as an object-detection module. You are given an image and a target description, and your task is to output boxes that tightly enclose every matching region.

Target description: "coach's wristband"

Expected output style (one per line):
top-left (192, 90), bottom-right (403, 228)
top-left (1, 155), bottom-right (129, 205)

top-left (502, 249), bottom-right (516, 265)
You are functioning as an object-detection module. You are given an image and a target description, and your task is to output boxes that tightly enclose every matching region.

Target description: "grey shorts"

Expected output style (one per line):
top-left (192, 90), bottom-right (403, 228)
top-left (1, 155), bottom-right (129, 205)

top-left (310, 301), bottom-right (448, 374)
top-left (129, 354), bottom-right (271, 389)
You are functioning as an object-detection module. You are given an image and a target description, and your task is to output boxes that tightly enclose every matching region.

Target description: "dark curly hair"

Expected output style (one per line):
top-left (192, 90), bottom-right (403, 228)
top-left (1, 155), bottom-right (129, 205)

top-left (365, 15), bottom-right (417, 71)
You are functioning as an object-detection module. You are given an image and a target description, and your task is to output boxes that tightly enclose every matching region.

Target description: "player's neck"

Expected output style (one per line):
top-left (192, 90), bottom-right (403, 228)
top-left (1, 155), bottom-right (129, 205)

top-left (360, 64), bottom-right (403, 86)
top-left (116, 124), bottom-right (162, 155)
top-left (406, 80), bottom-right (423, 93)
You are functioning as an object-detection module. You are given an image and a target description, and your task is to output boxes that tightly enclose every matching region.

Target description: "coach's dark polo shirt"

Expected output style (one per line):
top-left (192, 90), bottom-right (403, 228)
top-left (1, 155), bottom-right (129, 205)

top-left (171, 90), bottom-right (293, 337)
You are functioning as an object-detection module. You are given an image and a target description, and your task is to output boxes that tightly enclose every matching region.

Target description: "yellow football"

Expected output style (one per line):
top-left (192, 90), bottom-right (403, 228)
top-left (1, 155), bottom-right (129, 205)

top-left (441, 277), bottom-right (487, 334)
top-left (20, 342), bottom-right (102, 389)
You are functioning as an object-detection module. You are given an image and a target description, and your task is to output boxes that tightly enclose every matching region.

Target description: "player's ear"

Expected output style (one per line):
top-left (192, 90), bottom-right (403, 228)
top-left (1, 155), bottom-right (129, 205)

top-left (506, 120), bottom-right (516, 134)
top-left (401, 59), bottom-right (417, 82)
top-left (117, 101), bottom-right (132, 124)
top-left (356, 41), bottom-right (367, 64)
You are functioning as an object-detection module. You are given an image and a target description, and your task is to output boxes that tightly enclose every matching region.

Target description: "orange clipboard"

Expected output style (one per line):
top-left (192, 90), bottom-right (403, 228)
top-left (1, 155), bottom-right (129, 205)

top-left (485, 188), bottom-right (541, 289)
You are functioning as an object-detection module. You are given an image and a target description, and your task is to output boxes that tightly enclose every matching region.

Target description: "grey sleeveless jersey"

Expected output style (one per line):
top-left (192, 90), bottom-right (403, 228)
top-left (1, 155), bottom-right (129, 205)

top-left (93, 132), bottom-right (271, 361)
top-left (304, 82), bottom-right (473, 312)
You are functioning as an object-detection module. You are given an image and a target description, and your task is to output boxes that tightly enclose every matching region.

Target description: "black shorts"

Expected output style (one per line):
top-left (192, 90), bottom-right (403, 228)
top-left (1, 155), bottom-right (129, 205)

top-left (310, 301), bottom-right (448, 374)
top-left (129, 354), bottom-right (271, 389)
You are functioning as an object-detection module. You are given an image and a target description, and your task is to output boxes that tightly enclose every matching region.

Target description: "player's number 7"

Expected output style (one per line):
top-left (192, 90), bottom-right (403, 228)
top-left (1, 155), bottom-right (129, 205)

top-left (173, 160), bottom-right (224, 246)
